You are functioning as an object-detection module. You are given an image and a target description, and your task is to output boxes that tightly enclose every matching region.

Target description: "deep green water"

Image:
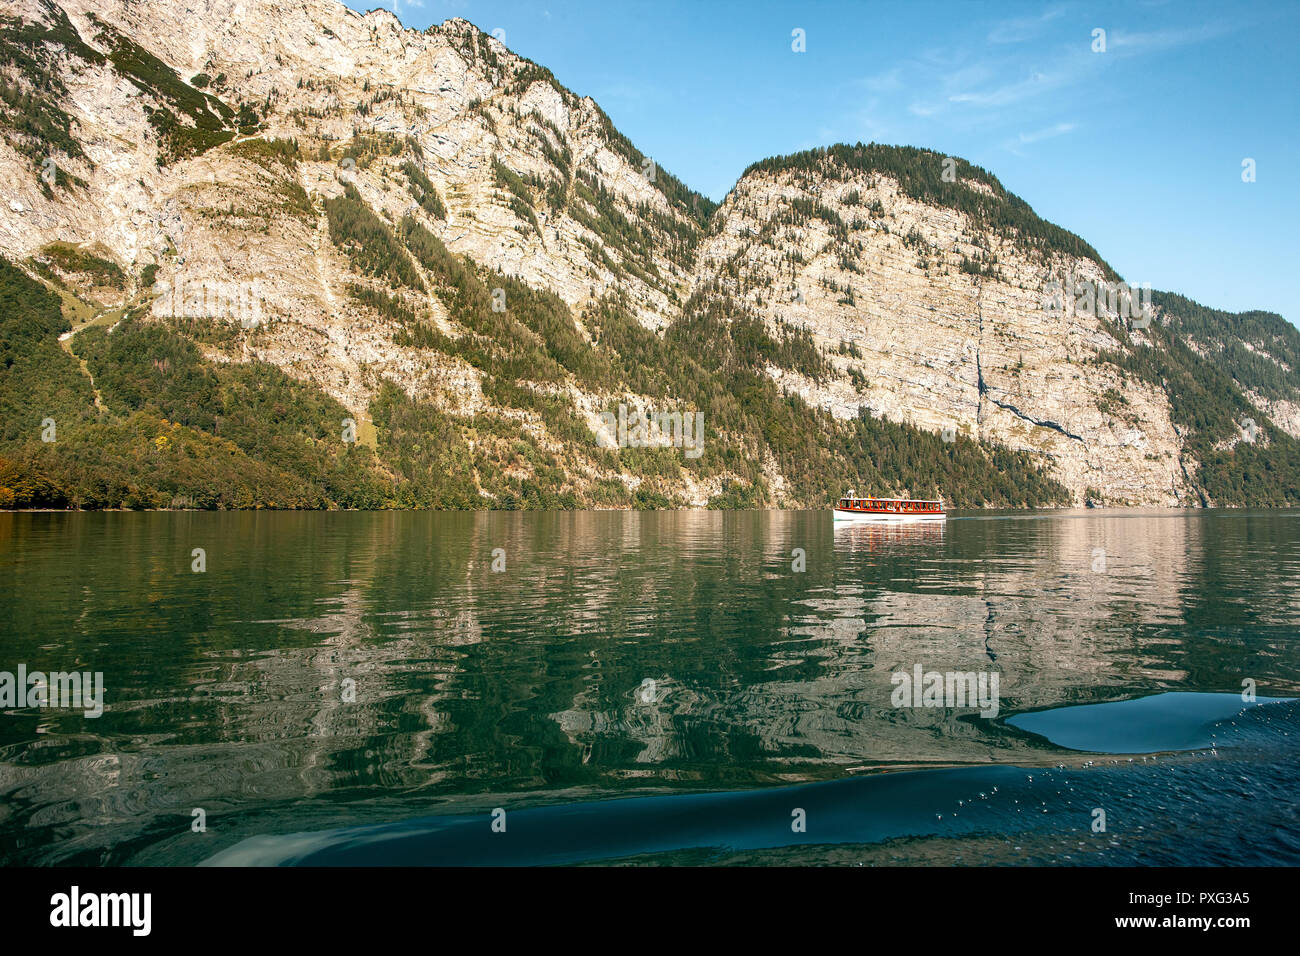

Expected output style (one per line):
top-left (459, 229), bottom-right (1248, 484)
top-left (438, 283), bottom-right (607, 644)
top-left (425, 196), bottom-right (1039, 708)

top-left (1, 509), bottom-right (1298, 865)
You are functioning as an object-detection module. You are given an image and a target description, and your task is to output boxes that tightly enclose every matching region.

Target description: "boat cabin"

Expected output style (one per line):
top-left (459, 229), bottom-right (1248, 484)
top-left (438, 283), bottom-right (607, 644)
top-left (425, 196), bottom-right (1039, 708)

top-left (836, 495), bottom-right (943, 514)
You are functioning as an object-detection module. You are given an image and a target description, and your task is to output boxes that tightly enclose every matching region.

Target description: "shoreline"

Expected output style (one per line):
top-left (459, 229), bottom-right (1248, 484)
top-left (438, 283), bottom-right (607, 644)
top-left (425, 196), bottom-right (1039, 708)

top-left (3, 504), bottom-right (1298, 514)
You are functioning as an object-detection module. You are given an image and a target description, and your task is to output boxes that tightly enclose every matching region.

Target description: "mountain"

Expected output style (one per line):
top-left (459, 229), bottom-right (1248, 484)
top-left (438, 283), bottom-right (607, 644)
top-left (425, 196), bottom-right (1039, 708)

top-left (1, 0), bottom-right (1297, 510)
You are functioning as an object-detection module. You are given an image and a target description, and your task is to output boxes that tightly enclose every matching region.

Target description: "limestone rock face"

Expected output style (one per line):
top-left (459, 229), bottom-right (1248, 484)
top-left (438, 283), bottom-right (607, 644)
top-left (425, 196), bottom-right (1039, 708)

top-left (1, 0), bottom-right (705, 484)
top-left (4, 0), bottom-right (695, 317)
top-left (1245, 393), bottom-right (1300, 440)
top-left (689, 167), bottom-right (1188, 505)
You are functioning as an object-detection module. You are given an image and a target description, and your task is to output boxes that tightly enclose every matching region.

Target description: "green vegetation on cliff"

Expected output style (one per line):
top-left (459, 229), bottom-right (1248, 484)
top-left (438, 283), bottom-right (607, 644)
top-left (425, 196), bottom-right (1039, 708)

top-left (0, 2), bottom-right (102, 178)
top-left (1092, 295), bottom-right (1300, 507)
top-left (743, 143), bottom-right (1116, 277)
top-left (1157, 292), bottom-right (1300, 405)
top-left (0, 246), bottom-right (1073, 511)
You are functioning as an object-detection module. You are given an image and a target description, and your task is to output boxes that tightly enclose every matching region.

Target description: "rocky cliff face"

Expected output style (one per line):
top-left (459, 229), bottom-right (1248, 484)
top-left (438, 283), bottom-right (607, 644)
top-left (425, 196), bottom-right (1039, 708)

top-left (2, 0), bottom-right (1297, 509)
top-left (3, 0), bottom-right (702, 396)
top-left (690, 154), bottom-right (1186, 504)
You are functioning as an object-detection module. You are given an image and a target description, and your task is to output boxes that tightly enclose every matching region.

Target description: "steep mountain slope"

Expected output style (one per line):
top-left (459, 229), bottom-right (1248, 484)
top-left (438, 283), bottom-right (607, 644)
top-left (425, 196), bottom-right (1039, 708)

top-left (688, 143), bottom-right (1299, 506)
top-left (1159, 293), bottom-right (1300, 439)
top-left (691, 145), bottom-right (1176, 502)
top-left (0, 0), bottom-right (1296, 510)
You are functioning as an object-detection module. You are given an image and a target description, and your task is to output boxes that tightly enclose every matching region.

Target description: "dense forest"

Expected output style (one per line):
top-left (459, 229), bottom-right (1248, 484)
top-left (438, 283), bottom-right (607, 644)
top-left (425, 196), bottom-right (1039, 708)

top-left (0, 248), bottom-right (1076, 511)
top-left (1155, 292), bottom-right (1300, 405)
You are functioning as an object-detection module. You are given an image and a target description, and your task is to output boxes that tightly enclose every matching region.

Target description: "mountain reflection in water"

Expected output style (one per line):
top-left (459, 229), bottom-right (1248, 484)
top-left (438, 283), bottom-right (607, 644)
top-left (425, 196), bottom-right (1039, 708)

top-left (0, 508), bottom-right (1297, 865)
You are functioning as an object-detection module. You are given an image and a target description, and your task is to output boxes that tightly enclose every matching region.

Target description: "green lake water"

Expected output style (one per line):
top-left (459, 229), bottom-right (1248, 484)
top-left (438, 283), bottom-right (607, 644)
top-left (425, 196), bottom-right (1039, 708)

top-left (1, 509), bottom-right (1298, 865)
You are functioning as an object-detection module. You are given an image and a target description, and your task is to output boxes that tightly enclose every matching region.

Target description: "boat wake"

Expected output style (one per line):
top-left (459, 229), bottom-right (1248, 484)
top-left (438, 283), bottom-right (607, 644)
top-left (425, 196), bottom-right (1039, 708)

top-left (202, 694), bottom-right (1300, 867)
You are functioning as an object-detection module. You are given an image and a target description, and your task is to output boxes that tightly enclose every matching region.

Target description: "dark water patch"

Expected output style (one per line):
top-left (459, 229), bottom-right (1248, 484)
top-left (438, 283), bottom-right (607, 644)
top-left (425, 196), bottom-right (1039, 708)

top-left (1007, 692), bottom-right (1293, 754)
top-left (203, 765), bottom-right (1041, 866)
top-left (204, 698), bottom-right (1300, 866)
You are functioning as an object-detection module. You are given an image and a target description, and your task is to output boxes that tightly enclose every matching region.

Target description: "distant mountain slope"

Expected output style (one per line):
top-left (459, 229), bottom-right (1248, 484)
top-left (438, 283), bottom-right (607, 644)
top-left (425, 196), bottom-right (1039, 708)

top-left (0, 0), bottom-right (1296, 509)
top-left (1157, 293), bottom-right (1300, 440)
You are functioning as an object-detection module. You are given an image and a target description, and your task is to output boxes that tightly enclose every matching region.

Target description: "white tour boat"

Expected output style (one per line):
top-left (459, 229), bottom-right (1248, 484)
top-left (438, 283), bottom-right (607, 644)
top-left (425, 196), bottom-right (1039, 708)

top-left (833, 490), bottom-right (946, 523)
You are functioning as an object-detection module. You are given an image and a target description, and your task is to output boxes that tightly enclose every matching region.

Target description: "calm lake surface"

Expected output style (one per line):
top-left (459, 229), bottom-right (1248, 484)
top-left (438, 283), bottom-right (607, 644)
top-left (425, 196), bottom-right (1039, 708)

top-left (2, 509), bottom-right (1298, 865)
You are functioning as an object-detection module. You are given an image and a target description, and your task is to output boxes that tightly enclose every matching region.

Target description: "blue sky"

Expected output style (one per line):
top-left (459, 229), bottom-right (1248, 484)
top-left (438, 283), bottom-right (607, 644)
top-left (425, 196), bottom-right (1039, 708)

top-left (348, 1), bottom-right (1299, 325)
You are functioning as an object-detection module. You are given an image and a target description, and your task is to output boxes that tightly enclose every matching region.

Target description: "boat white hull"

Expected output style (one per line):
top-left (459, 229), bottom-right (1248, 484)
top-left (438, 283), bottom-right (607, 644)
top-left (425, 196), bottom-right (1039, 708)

top-left (833, 509), bottom-right (946, 523)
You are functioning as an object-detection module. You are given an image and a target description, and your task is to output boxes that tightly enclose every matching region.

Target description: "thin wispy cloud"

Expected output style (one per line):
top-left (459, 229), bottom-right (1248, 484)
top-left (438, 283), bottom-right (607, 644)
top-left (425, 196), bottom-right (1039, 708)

top-left (987, 6), bottom-right (1067, 45)
top-left (861, 67), bottom-right (902, 92)
top-left (998, 121), bottom-right (1078, 158)
top-left (1018, 121), bottom-right (1077, 144)
top-left (1107, 22), bottom-right (1235, 53)
top-left (863, 13), bottom-right (1245, 133)
top-left (947, 67), bottom-right (1076, 109)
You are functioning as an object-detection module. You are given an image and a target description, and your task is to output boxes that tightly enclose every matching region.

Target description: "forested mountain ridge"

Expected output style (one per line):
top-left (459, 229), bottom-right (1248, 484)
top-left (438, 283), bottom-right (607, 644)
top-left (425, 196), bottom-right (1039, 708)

top-left (688, 145), bottom-right (1300, 507)
top-left (1, 0), bottom-right (1296, 510)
